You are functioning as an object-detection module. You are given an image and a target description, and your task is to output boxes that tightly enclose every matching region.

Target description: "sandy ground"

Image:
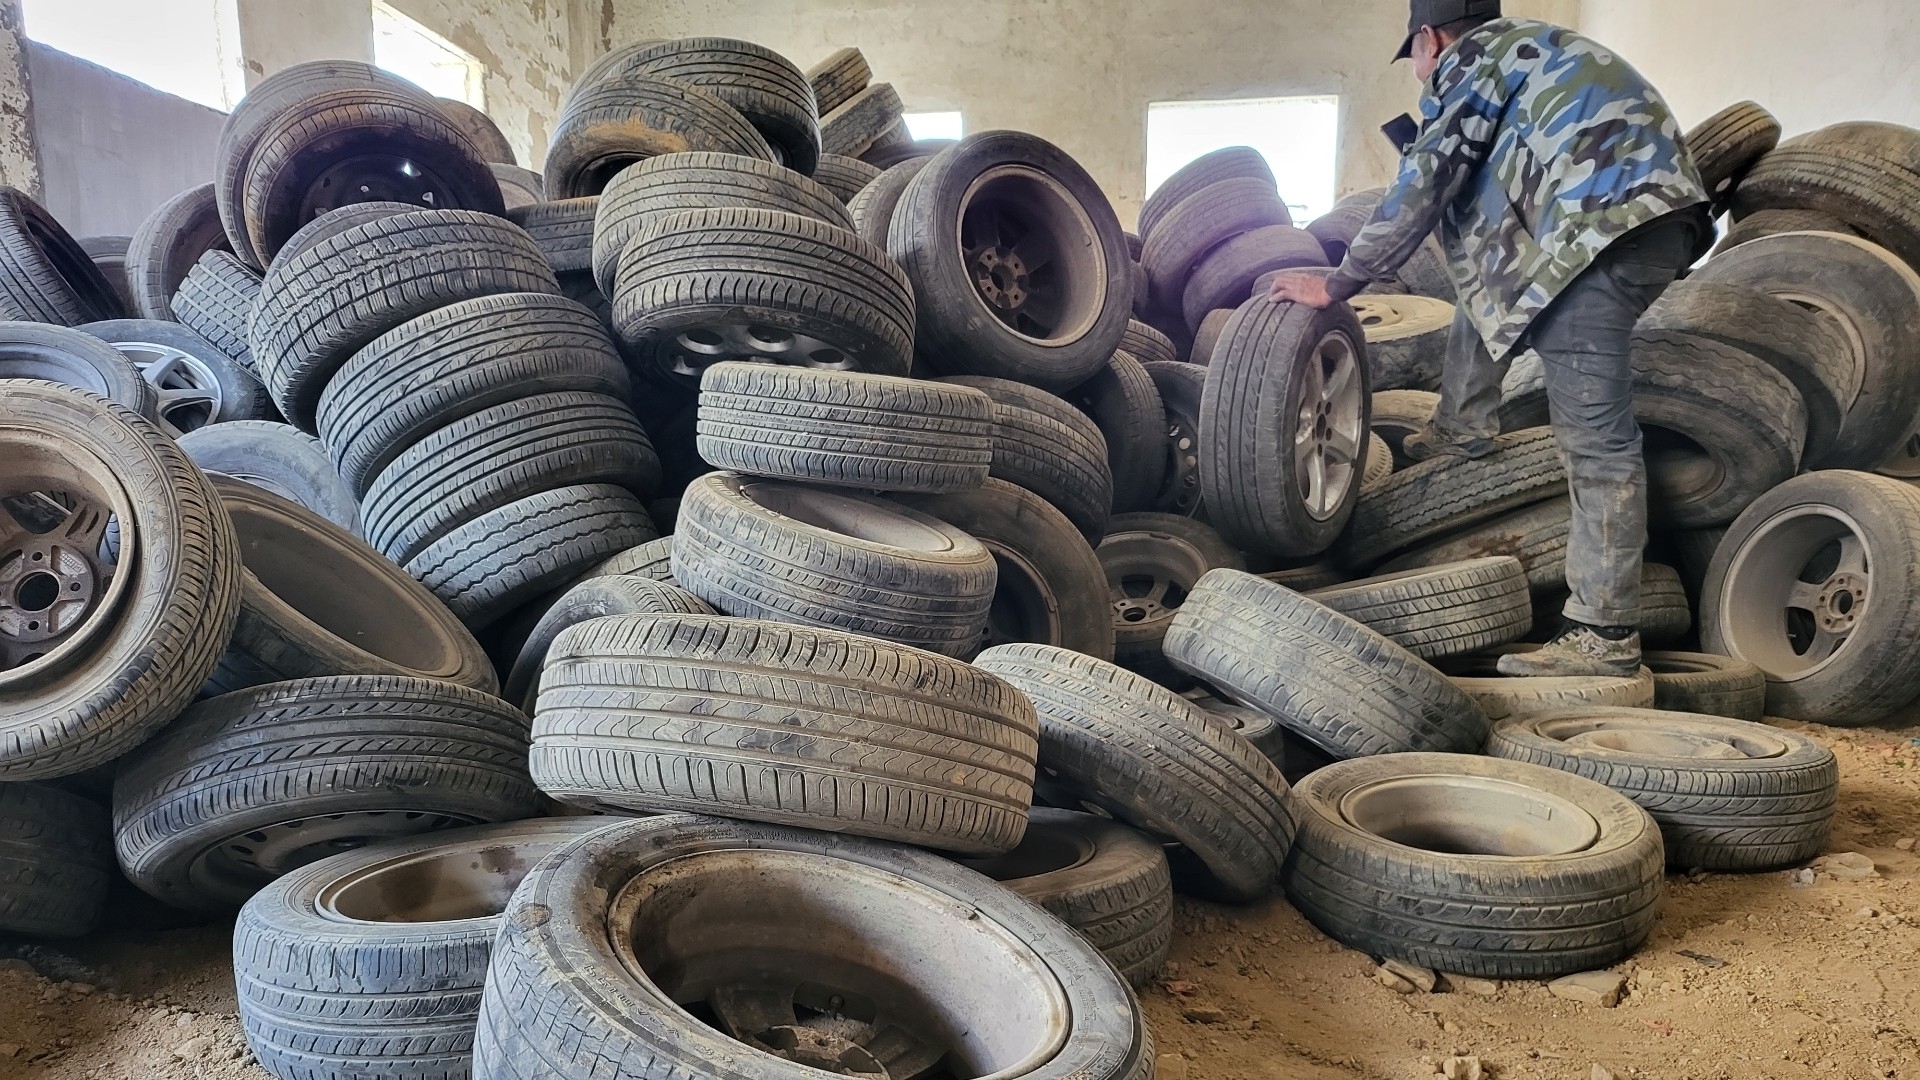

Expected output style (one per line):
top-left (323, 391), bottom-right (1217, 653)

top-left (0, 719), bottom-right (1914, 1080)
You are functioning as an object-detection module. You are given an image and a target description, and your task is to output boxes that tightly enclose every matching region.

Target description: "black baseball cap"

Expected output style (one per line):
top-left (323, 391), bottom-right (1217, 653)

top-left (1395, 0), bottom-right (1501, 60)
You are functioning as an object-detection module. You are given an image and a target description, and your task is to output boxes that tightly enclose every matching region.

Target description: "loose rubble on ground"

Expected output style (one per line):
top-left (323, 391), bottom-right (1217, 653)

top-left (0, 36), bottom-right (1915, 1080)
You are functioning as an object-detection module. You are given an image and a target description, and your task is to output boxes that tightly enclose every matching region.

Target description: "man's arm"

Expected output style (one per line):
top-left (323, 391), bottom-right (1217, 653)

top-left (1323, 41), bottom-right (1514, 303)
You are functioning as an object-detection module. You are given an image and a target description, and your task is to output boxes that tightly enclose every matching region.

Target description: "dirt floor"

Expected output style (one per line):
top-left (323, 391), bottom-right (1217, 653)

top-left (0, 718), bottom-right (1914, 1080)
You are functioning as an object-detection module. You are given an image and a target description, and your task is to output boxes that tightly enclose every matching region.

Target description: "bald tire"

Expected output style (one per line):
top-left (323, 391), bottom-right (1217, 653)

top-left (1307, 557), bottom-right (1532, 661)
top-left (1283, 753), bottom-right (1665, 979)
top-left (806, 47), bottom-right (871, 116)
top-left (1686, 101), bottom-right (1781, 201)
top-left (1162, 569), bottom-right (1489, 760)
top-left (960, 809), bottom-right (1173, 988)
top-left (503, 577), bottom-right (717, 713)
top-left (938, 376), bottom-right (1115, 542)
top-left (1731, 145), bottom-right (1920, 273)
top-left (974, 643), bottom-right (1296, 903)
top-left (529, 614), bottom-right (1039, 854)
top-left (0, 783), bottom-right (113, 937)
top-left (1487, 707), bottom-right (1837, 871)
top-left (819, 82), bottom-right (904, 159)
top-left (1713, 209), bottom-right (1856, 256)
top-left (1344, 428), bottom-right (1567, 567)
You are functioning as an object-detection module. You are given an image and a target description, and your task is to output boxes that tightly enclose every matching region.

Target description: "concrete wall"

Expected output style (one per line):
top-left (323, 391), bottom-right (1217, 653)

top-left (1577, 0), bottom-right (1920, 134)
top-left (0, 0), bottom-right (40, 197)
top-left (27, 43), bottom-right (223, 237)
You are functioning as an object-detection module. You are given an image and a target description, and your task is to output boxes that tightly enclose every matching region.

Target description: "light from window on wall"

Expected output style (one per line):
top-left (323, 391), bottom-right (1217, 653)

top-left (373, 2), bottom-right (486, 108)
top-left (903, 112), bottom-right (964, 142)
top-left (21, 0), bottom-right (245, 112)
top-left (1146, 96), bottom-right (1340, 224)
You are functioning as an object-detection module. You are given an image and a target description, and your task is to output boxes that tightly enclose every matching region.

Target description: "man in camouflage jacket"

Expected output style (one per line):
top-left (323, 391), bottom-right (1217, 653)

top-left (1274, 0), bottom-right (1711, 678)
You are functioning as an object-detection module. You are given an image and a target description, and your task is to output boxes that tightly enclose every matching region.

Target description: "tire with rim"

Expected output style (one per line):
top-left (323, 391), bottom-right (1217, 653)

top-left (1307, 556), bottom-right (1531, 661)
top-left (269, 201), bottom-right (422, 271)
top-left (958, 808), bottom-right (1172, 988)
top-left (407, 484), bottom-right (659, 631)
top-left (1069, 351), bottom-right (1166, 514)
top-left (611, 206), bottom-right (914, 387)
top-left (171, 251), bottom-right (263, 373)
top-left (1163, 568), bottom-right (1489, 758)
top-left (532, 614), bottom-right (1037, 852)
top-left (1645, 651), bottom-right (1767, 721)
top-left (890, 132), bottom-right (1133, 392)
top-left (233, 818), bottom-right (616, 1080)
top-left (1437, 647), bottom-right (1657, 720)
top-left (0, 321), bottom-right (156, 417)
top-left (1143, 360), bottom-right (1204, 516)
top-left (472, 816), bottom-right (1152, 1080)
top-left (502, 576), bottom-right (715, 712)
top-left (84, 235), bottom-right (135, 313)
top-left (544, 73), bottom-right (776, 200)
top-left (1139, 147), bottom-right (1274, 241)
top-left (78, 319), bottom-right (271, 436)
top-left (177, 421), bottom-right (361, 537)
top-left (1379, 496), bottom-right (1572, 593)
top-left (938, 375), bottom-right (1114, 541)
top-left (125, 183), bottom-right (231, 322)
top-left (112, 675), bottom-right (544, 911)
top-left (895, 478), bottom-right (1116, 662)
top-left (592, 152), bottom-right (854, 297)
top-left (1353, 294), bottom-right (1454, 392)
top-left (316, 293), bottom-right (631, 498)
top-left (976, 643), bottom-right (1295, 903)
top-left (1283, 752), bottom-right (1665, 978)
top-left (672, 472), bottom-right (997, 657)
top-left (0, 781), bottom-right (113, 937)
top-left (0, 187), bottom-right (126, 324)
top-left (1344, 427), bottom-right (1567, 567)
top-left (203, 478), bottom-right (497, 698)
top-left (695, 362), bottom-right (993, 493)
top-left (1099, 513), bottom-right (1243, 685)
top-left (1702, 470), bottom-right (1920, 725)
top-left (1200, 296), bottom-right (1371, 558)
top-left (1685, 101), bottom-right (1782, 201)
top-left (1488, 707), bottom-right (1837, 871)
top-left (0, 384), bottom-right (242, 781)
top-left (250, 210), bottom-right (558, 430)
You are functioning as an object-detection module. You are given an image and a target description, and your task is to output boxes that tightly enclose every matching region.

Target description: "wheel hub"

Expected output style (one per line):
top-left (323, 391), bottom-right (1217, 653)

top-left (1816, 572), bottom-right (1867, 632)
top-left (971, 247), bottom-right (1030, 311)
top-left (299, 155), bottom-right (450, 220)
top-left (0, 492), bottom-right (116, 671)
top-left (753, 1023), bottom-right (890, 1077)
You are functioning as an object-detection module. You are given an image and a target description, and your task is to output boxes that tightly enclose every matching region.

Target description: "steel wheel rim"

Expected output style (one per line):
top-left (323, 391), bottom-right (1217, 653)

top-left (1295, 331), bottom-right (1364, 521)
top-left (1161, 407), bottom-right (1202, 514)
top-left (318, 836), bottom-right (576, 925)
top-left (1340, 774), bottom-right (1601, 857)
top-left (193, 809), bottom-right (481, 897)
top-left (608, 848), bottom-right (1072, 1080)
top-left (957, 165), bottom-right (1106, 347)
top-left (978, 545), bottom-right (1060, 653)
top-left (296, 155), bottom-right (459, 222)
top-left (107, 339), bottom-right (224, 435)
top-left (1533, 715), bottom-right (1790, 761)
top-left (1101, 532), bottom-right (1209, 633)
top-left (1720, 504), bottom-right (1870, 681)
top-left (667, 324), bottom-right (857, 380)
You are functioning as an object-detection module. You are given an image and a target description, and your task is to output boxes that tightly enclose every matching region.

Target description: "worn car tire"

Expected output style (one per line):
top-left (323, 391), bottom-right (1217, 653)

top-left (0, 782), bottom-right (114, 937)
top-left (1646, 651), bottom-right (1768, 721)
top-left (544, 73), bottom-right (775, 200)
top-left (79, 318), bottom-right (271, 435)
top-left (1730, 145), bottom-right (1920, 274)
top-left (177, 421), bottom-right (362, 536)
top-left (1307, 557), bottom-right (1531, 661)
top-left (1179, 224), bottom-right (1327, 332)
top-left (1714, 208), bottom-right (1856, 255)
top-left (0, 187), bottom-right (126, 325)
top-left (1685, 101), bottom-right (1781, 201)
top-left (437, 97), bottom-right (516, 164)
top-left (1353, 294), bottom-right (1454, 392)
top-left (1438, 647), bottom-right (1657, 720)
top-left (1069, 351), bottom-right (1166, 514)
top-left (811, 153), bottom-right (882, 204)
top-left (502, 577), bottom-right (715, 712)
top-left (1379, 496), bottom-right (1572, 594)
top-left (0, 321), bottom-right (156, 417)
top-left (603, 38), bottom-right (821, 175)
top-left (806, 47), bottom-right (870, 115)
top-left (938, 375), bottom-right (1114, 541)
top-left (1142, 178), bottom-right (1292, 312)
top-left (1139, 147), bottom-right (1275, 242)
top-left (126, 183), bottom-right (231, 322)
top-left (171, 250), bottom-right (264, 373)
top-left (845, 156), bottom-right (932, 245)
top-left (1345, 428), bottom-right (1566, 566)
top-left (1099, 513), bottom-right (1243, 686)
top-left (820, 81), bottom-right (903, 159)
top-left (1143, 360), bottom-right (1204, 516)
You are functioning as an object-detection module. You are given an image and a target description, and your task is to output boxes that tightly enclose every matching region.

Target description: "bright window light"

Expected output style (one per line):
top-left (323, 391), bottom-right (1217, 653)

top-left (1146, 96), bottom-right (1340, 224)
top-left (373, 1), bottom-right (485, 108)
top-left (21, 0), bottom-right (245, 111)
top-left (903, 111), bottom-right (964, 142)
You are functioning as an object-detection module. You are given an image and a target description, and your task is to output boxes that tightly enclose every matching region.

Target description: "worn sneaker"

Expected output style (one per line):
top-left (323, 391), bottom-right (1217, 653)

top-left (1496, 622), bottom-right (1642, 678)
top-left (1402, 425), bottom-right (1498, 463)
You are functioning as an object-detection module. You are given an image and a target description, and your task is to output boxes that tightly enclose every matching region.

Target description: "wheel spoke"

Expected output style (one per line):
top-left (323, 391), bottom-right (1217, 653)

top-left (139, 350), bottom-right (190, 387)
top-left (1786, 580), bottom-right (1825, 612)
top-left (1834, 534), bottom-right (1869, 579)
top-left (1306, 448), bottom-right (1330, 515)
top-left (708, 986), bottom-right (798, 1041)
top-left (1321, 352), bottom-right (1356, 403)
top-left (1323, 428), bottom-right (1360, 467)
top-left (53, 498), bottom-right (110, 552)
top-left (1299, 354), bottom-right (1326, 408)
top-left (866, 1024), bottom-right (944, 1080)
top-left (1009, 231), bottom-right (1055, 275)
top-left (1804, 625), bottom-right (1849, 663)
top-left (156, 386), bottom-right (218, 411)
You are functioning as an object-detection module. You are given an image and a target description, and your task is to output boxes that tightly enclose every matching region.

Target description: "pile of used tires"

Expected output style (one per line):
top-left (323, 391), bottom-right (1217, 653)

top-left (0, 35), bottom-right (1887, 1079)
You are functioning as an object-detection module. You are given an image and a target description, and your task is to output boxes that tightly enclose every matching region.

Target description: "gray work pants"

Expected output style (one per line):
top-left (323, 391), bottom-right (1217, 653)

top-left (1428, 209), bottom-right (1707, 627)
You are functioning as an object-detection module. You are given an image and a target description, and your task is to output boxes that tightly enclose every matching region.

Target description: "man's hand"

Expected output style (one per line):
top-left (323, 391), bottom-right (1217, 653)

top-left (1268, 271), bottom-right (1335, 310)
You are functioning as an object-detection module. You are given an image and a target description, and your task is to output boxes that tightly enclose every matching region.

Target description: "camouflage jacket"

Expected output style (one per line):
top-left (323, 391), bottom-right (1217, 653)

top-left (1327, 18), bottom-right (1708, 359)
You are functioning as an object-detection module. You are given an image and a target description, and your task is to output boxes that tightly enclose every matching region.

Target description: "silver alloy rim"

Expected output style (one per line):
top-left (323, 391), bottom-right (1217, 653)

top-left (1720, 504), bottom-right (1869, 681)
top-left (1295, 331), bottom-right (1365, 521)
top-left (110, 339), bottom-right (224, 435)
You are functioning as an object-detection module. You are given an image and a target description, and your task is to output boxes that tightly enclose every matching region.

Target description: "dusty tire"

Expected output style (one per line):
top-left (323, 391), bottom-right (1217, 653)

top-left (0, 321), bottom-right (155, 417)
top-left (695, 362), bottom-right (993, 493)
top-left (317, 293), bottom-right (631, 498)
top-left (233, 818), bottom-right (613, 1080)
top-left (1283, 752), bottom-right (1664, 978)
top-left (177, 421), bottom-right (362, 537)
top-left (171, 251), bottom-right (263, 373)
top-left (0, 385), bottom-right (242, 781)
top-left (958, 808), bottom-right (1172, 988)
top-left (0, 782), bottom-right (113, 937)
top-left (1646, 651), bottom-right (1768, 721)
top-left (895, 478), bottom-right (1116, 662)
top-left (1344, 427), bottom-right (1567, 566)
top-left (111, 675), bottom-right (543, 910)
top-left (1353, 294), bottom-right (1453, 392)
top-left (204, 478), bottom-right (497, 698)
top-left (1702, 470), bottom-right (1920, 725)
top-left (250, 209), bottom-right (559, 429)
top-left (586, 536), bottom-right (675, 582)
top-left (502, 577), bottom-right (715, 712)
top-left (1099, 513), bottom-right (1243, 685)
top-left (671, 472), bottom-right (996, 656)
top-left (491, 164), bottom-right (543, 210)
top-left (1179, 224), bottom-right (1326, 331)
top-left (938, 375), bottom-right (1114, 541)
top-left (543, 73), bottom-right (775, 200)
top-left (1139, 147), bottom-right (1274, 241)
top-left (1199, 297), bottom-right (1370, 558)
top-left (811, 153), bottom-right (882, 204)
top-left (473, 816), bottom-right (1151, 1080)
top-left (437, 97), bottom-right (517, 164)
top-left (1380, 496), bottom-right (1572, 594)
top-left (1142, 178), bottom-right (1292, 312)
top-left (1730, 145), bottom-right (1920, 273)
top-left (1163, 569), bottom-right (1489, 758)
top-left (531, 614), bottom-right (1037, 852)
top-left (1488, 707), bottom-right (1836, 871)
top-left (806, 47), bottom-right (870, 115)
top-left (1528, 563), bottom-right (1691, 645)
top-left (820, 82), bottom-right (904, 159)
top-left (507, 198), bottom-right (596, 274)
top-left (600, 38), bottom-right (821, 176)
top-left (126, 183), bottom-right (231, 322)
top-left (407, 484), bottom-right (659, 631)
top-left (1438, 647), bottom-right (1657, 721)
top-left (1118, 319), bottom-right (1177, 367)
top-left (1632, 330), bottom-right (1806, 529)
top-left (0, 187), bottom-right (126, 324)
top-left (845, 156), bottom-right (932, 245)
top-left (1143, 360), bottom-right (1204, 516)
top-left (1685, 101), bottom-right (1781, 201)
top-left (1369, 389), bottom-right (1439, 467)
top-left (891, 132), bottom-right (1132, 391)
top-left (611, 206), bottom-right (914, 387)
top-left (1307, 557), bottom-right (1531, 661)
top-left (1714, 208), bottom-right (1856, 255)
top-left (976, 643), bottom-right (1295, 902)
top-left (1362, 432), bottom-right (1393, 491)
top-left (1069, 351), bottom-right (1166, 513)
